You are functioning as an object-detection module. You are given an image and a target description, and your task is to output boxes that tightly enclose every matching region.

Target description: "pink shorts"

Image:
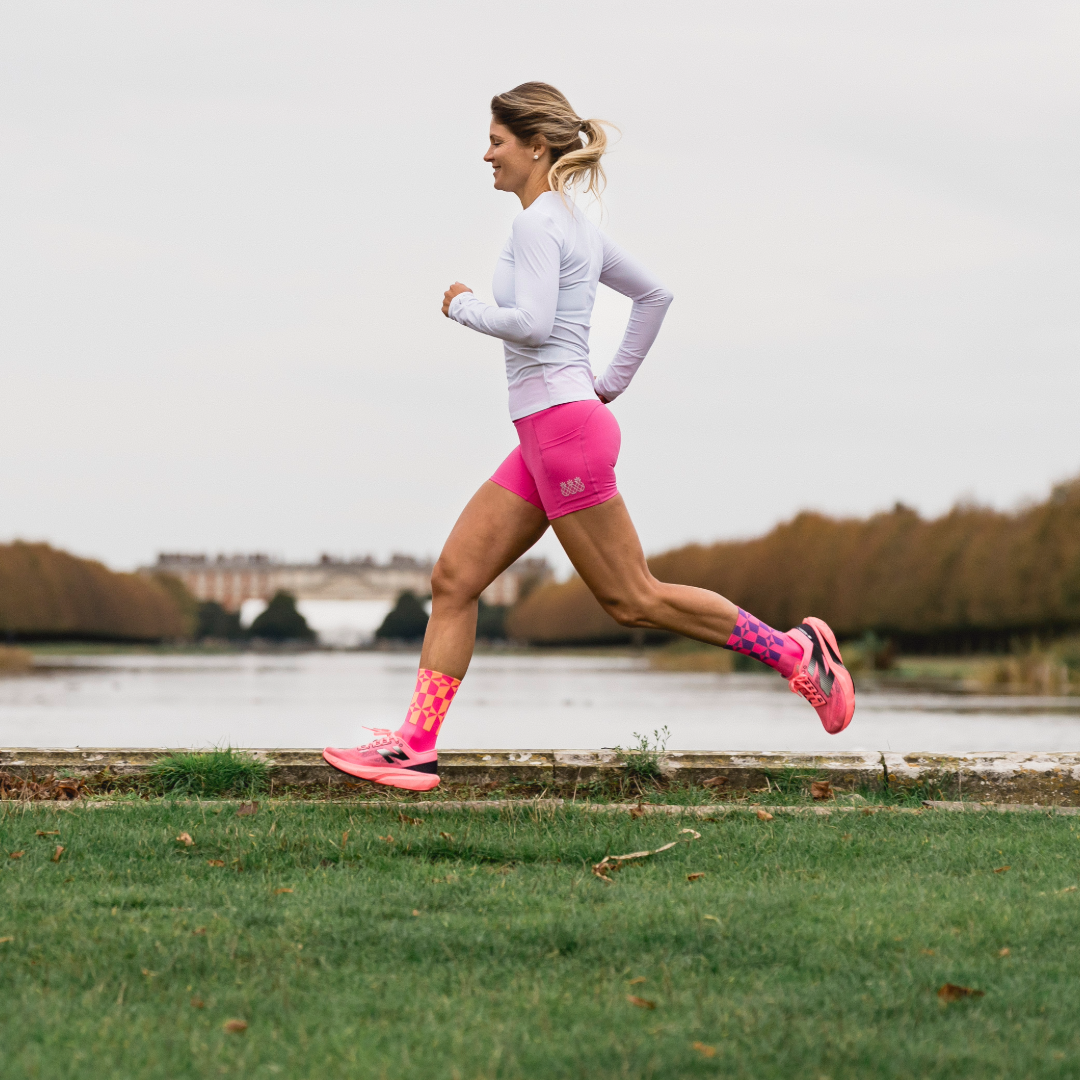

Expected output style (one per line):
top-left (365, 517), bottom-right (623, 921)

top-left (490, 400), bottom-right (621, 520)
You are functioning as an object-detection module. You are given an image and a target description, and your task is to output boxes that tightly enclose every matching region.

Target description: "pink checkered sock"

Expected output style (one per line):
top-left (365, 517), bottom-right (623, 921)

top-left (725, 608), bottom-right (805, 679)
top-left (396, 668), bottom-right (461, 753)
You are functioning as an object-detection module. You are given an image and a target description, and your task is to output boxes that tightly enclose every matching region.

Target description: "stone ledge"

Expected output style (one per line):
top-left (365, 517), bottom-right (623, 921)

top-left (3, 748), bottom-right (1080, 801)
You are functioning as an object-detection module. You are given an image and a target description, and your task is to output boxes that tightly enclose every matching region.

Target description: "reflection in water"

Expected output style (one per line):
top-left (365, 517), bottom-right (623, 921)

top-left (1, 652), bottom-right (1079, 752)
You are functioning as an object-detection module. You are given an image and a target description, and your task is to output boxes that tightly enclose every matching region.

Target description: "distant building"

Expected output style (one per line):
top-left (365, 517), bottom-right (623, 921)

top-left (149, 552), bottom-right (551, 611)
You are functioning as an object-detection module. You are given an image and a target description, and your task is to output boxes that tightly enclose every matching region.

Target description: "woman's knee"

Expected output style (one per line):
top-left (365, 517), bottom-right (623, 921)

top-left (598, 583), bottom-right (662, 628)
top-left (430, 556), bottom-right (483, 606)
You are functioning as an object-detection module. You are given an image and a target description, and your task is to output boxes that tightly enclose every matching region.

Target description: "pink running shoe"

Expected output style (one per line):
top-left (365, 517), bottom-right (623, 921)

top-left (787, 617), bottom-right (855, 734)
top-left (323, 729), bottom-right (440, 791)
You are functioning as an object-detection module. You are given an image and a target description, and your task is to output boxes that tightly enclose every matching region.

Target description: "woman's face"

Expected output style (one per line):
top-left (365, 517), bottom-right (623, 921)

top-left (485, 120), bottom-right (541, 193)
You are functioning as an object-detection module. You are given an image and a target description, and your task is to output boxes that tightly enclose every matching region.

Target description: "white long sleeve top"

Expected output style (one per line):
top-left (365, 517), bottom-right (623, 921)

top-left (447, 191), bottom-right (673, 420)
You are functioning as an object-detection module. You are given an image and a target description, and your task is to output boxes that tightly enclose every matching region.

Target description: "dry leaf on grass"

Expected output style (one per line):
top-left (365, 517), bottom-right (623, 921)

top-left (35, 830), bottom-right (59, 837)
top-left (340, 831), bottom-right (349, 847)
top-left (999, 948), bottom-right (1010, 957)
top-left (593, 828), bottom-right (701, 882)
top-left (206, 860), bottom-right (225, 868)
top-left (223, 1019), bottom-right (248, 1033)
top-left (379, 835), bottom-right (395, 844)
top-left (1059, 885), bottom-right (1077, 894)
top-left (192, 927), bottom-right (207, 935)
top-left (235, 802), bottom-right (258, 816)
top-left (756, 809), bottom-right (774, 822)
top-left (703, 915), bottom-right (720, 923)
top-left (190, 997), bottom-right (205, 1009)
top-left (702, 776), bottom-right (728, 789)
top-left (176, 832), bottom-right (195, 847)
top-left (274, 888), bottom-right (293, 895)
top-left (810, 781), bottom-right (833, 801)
top-left (920, 949), bottom-right (936, 956)
top-left (8, 852), bottom-right (23, 860)
top-left (0, 936), bottom-right (13, 944)
top-left (692, 1042), bottom-right (717, 1058)
top-left (627, 976), bottom-right (646, 985)
top-left (938, 983), bottom-right (984, 1002)
top-left (993, 865), bottom-right (1011, 873)
top-left (439, 832), bottom-right (453, 842)
top-left (627, 995), bottom-right (656, 1010)
top-left (398, 813), bottom-right (422, 825)
top-left (51, 845), bottom-right (64, 863)
top-left (141, 968), bottom-right (156, 978)
top-left (687, 872), bottom-right (706, 882)
top-left (412, 909), bottom-right (421, 917)
top-left (629, 802), bottom-right (646, 820)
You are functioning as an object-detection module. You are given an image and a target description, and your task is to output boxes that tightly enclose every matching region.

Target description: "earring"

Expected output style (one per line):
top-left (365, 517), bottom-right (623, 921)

top-left (534, 154), bottom-right (539, 160)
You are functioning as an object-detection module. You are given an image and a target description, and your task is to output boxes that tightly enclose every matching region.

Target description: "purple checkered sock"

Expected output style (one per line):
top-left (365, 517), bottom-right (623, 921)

top-left (724, 608), bottom-right (805, 678)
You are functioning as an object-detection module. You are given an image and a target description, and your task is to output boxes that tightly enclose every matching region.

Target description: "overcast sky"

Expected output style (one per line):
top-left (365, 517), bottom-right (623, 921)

top-left (2, 1), bottom-right (1077, 575)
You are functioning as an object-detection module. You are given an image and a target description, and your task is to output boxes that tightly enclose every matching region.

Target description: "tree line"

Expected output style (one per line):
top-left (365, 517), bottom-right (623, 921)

top-left (506, 476), bottom-right (1080, 651)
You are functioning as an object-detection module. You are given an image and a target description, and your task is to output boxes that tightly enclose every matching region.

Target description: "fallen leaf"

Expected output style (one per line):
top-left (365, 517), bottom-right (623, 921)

top-left (398, 813), bottom-right (421, 825)
top-left (627, 995), bottom-right (656, 1010)
top-left (920, 949), bottom-right (936, 956)
top-left (273, 887), bottom-right (293, 895)
top-left (993, 865), bottom-right (1010, 873)
top-left (223, 1019), bottom-right (248, 1033)
top-left (141, 968), bottom-right (156, 978)
top-left (412, 909), bottom-right (421, 917)
top-left (438, 832), bottom-right (453, 842)
top-left (235, 802), bottom-right (258, 817)
top-left (998, 947), bottom-right (1010, 957)
top-left (810, 780), bottom-right (833, 801)
top-left (687, 872), bottom-right (706, 882)
top-left (341, 831), bottom-right (349, 847)
top-left (680, 828), bottom-right (702, 840)
top-left (206, 860), bottom-right (225, 867)
top-left (35, 830), bottom-right (59, 837)
top-left (703, 915), bottom-right (720, 923)
top-left (861, 808), bottom-right (877, 816)
top-left (379, 835), bottom-right (395, 844)
top-left (702, 776), bottom-right (728, 788)
top-left (629, 802), bottom-right (646, 820)
top-left (938, 983), bottom-right (984, 1002)
top-left (190, 997), bottom-right (205, 1009)
top-left (756, 809), bottom-right (774, 822)
top-left (692, 1042), bottom-right (717, 1058)
top-left (51, 845), bottom-right (64, 862)
top-left (192, 927), bottom-right (207, 935)
top-left (8, 852), bottom-right (23, 860)
top-left (176, 832), bottom-right (195, 847)
top-left (628, 976), bottom-right (646, 985)
top-left (0, 936), bottom-right (13, 944)
top-left (1058, 885), bottom-right (1077, 894)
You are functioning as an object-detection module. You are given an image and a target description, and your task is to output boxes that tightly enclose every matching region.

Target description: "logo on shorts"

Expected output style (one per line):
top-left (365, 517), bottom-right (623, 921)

top-left (560, 476), bottom-right (586, 497)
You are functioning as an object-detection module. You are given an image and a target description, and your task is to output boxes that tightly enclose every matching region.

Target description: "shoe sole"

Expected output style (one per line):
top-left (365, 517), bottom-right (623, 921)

top-left (801, 617), bottom-right (855, 734)
top-left (322, 748), bottom-right (441, 791)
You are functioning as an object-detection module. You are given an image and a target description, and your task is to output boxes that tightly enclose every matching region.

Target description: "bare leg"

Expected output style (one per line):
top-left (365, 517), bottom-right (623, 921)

top-left (551, 494), bottom-right (739, 645)
top-left (420, 481), bottom-right (549, 679)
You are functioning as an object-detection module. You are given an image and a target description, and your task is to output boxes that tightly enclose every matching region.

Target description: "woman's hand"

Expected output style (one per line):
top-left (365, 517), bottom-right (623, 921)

top-left (442, 282), bottom-right (472, 317)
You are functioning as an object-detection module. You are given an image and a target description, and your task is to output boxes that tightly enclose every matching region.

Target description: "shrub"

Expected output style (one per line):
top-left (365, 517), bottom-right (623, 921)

top-left (148, 748), bottom-right (268, 796)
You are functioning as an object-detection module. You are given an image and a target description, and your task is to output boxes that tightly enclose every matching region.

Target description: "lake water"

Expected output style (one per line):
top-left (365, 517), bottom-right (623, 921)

top-left (2, 652), bottom-right (1080, 752)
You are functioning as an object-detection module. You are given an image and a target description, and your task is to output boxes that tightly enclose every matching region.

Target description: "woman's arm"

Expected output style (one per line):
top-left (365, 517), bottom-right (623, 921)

top-left (594, 236), bottom-right (673, 402)
top-left (445, 212), bottom-right (560, 348)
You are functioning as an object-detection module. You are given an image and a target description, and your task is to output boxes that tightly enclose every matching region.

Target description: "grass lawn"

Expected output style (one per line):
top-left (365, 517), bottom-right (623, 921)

top-left (3, 802), bottom-right (1080, 1079)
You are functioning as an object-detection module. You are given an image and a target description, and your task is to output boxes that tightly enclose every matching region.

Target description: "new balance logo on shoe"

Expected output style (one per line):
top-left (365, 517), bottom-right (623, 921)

top-left (560, 476), bottom-right (586, 497)
top-left (377, 746), bottom-right (410, 763)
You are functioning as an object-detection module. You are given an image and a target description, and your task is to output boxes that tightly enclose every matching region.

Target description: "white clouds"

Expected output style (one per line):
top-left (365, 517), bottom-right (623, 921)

top-left (0, 1), bottom-right (1076, 571)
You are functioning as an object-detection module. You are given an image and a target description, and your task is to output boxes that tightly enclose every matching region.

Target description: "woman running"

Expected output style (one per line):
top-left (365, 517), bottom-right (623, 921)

top-left (325, 82), bottom-right (855, 790)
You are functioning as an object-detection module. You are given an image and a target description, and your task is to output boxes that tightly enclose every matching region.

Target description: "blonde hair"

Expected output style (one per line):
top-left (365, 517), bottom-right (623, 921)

top-left (490, 82), bottom-right (612, 198)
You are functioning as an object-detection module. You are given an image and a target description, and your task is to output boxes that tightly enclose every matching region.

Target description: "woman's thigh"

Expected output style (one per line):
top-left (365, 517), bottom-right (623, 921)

top-left (549, 494), bottom-right (653, 610)
top-left (435, 480), bottom-right (549, 601)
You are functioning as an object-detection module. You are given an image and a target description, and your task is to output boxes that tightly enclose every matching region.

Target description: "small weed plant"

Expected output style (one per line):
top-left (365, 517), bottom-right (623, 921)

top-left (614, 727), bottom-right (670, 787)
top-left (148, 748), bottom-right (268, 797)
